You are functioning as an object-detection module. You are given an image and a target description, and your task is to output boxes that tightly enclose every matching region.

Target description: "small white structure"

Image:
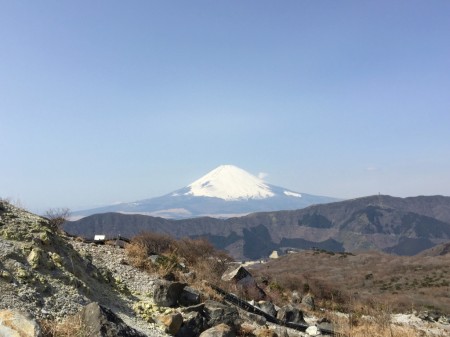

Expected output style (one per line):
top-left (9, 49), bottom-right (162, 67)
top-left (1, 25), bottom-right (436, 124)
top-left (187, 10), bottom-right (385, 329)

top-left (94, 235), bottom-right (106, 241)
top-left (269, 250), bottom-right (279, 259)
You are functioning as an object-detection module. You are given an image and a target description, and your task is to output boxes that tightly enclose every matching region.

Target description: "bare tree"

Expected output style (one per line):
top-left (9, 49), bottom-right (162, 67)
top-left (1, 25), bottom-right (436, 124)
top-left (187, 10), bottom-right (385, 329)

top-left (45, 208), bottom-right (70, 232)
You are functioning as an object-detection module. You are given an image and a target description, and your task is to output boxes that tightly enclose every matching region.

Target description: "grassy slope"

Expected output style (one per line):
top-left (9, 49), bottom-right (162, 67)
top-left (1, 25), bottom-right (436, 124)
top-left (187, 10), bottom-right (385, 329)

top-left (249, 249), bottom-right (450, 314)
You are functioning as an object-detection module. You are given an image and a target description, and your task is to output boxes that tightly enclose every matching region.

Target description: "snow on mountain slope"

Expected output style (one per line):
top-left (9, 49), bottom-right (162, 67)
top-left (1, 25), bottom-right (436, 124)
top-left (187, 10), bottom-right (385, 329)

top-left (184, 164), bottom-right (275, 200)
top-left (284, 191), bottom-right (302, 198)
top-left (72, 164), bottom-right (339, 219)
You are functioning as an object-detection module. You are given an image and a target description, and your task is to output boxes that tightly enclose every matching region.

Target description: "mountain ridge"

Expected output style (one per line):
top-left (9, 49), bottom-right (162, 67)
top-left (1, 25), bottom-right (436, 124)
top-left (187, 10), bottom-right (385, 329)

top-left (65, 194), bottom-right (450, 260)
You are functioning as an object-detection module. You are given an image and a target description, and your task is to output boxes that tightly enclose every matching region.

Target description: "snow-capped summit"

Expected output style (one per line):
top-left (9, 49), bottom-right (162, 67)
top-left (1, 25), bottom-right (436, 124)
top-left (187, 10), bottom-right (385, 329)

top-left (185, 164), bottom-right (274, 200)
top-left (73, 164), bottom-right (339, 219)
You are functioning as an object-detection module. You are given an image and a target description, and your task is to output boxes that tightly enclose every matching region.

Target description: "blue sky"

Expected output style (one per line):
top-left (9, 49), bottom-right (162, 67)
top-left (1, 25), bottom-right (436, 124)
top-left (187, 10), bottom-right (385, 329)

top-left (1, 1), bottom-right (450, 213)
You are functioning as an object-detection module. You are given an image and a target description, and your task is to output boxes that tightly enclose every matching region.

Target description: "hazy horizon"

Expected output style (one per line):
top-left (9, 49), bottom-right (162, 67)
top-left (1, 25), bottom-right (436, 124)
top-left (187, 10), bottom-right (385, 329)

top-left (1, 1), bottom-right (450, 213)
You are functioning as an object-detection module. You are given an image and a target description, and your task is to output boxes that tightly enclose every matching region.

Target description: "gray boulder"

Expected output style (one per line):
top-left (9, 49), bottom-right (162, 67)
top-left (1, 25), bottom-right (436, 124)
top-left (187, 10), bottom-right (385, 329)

top-left (75, 302), bottom-right (147, 337)
top-left (257, 301), bottom-right (277, 317)
top-left (153, 280), bottom-right (187, 307)
top-left (291, 291), bottom-right (301, 304)
top-left (317, 317), bottom-right (334, 333)
top-left (176, 311), bottom-right (206, 337)
top-left (238, 311), bottom-right (267, 326)
top-left (203, 300), bottom-right (240, 328)
top-left (301, 293), bottom-right (315, 311)
top-left (221, 265), bottom-right (252, 283)
top-left (221, 266), bottom-right (265, 300)
top-left (179, 286), bottom-right (201, 307)
top-left (276, 304), bottom-right (304, 324)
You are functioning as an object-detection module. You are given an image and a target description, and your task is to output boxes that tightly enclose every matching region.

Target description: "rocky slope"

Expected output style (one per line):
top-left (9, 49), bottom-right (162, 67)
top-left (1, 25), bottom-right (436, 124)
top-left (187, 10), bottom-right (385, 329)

top-left (0, 200), bottom-right (332, 337)
top-left (0, 200), bottom-right (167, 336)
top-left (2, 200), bottom-right (449, 337)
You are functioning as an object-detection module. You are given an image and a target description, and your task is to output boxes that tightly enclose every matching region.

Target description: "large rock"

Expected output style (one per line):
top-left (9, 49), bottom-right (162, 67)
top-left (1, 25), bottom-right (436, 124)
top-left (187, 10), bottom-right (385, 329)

top-left (221, 266), bottom-right (265, 300)
top-left (276, 305), bottom-right (304, 324)
top-left (179, 286), bottom-right (201, 307)
top-left (176, 311), bottom-right (205, 337)
top-left (203, 300), bottom-right (240, 328)
top-left (221, 266), bottom-right (252, 282)
top-left (153, 280), bottom-right (187, 307)
top-left (199, 323), bottom-right (235, 337)
top-left (75, 302), bottom-right (147, 337)
top-left (305, 326), bottom-right (320, 336)
top-left (257, 301), bottom-right (277, 317)
top-left (301, 294), bottom-right (315, 311)
top-left (317, 317), bottom-right (334, 333)
top-left (157, 312), bottom-right (183, 335)
top-left (291, 291), bottom-right (301, 304)
top-left (0, 310), bottom-right (41, 337)
top-left (238, 311), bottom-right (266, 326)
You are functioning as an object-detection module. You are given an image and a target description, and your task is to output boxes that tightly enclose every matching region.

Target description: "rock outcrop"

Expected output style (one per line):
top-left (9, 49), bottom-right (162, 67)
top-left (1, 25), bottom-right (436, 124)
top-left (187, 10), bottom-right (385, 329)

top-left (153, 280), bottom-right (187, 307)
top-left (75, 302), bottom-right (148, 337)
top-left (301, 294), bottom-right (315, 311)
top-left (156, 312), bottom-right (183, 335)
top-left (257, 301), bottom-right (277, 317)
top-left (0, 309), bottom-right (41, 337)
top-left (276, 305), bottom-right (304, 324)
top-left (2, 200), bottom-right (448, 337)
top-left (179, 286), bottom-right (201, 307)
top-left (0, 201), bottom-right (167, 336)
top-left (221, 265), bottom-right (265, 300)
top-left (203, 300), bottom-right (240, 329)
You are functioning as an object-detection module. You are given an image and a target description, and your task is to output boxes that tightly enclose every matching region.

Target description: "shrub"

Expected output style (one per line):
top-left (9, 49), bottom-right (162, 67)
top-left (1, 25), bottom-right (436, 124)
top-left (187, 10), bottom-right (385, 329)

top-left (40, 314), bottom-right (90, 337)
top-left (175, 237), bottom-right (216, 264)
top-left (131, 232), bottom-right (175, 255)
top-left (45, 208), bottom-right (70, 233)
top-left (125, 240), bottom-right (151, 269)
top-left (125, 232), bottom-right (232, 286)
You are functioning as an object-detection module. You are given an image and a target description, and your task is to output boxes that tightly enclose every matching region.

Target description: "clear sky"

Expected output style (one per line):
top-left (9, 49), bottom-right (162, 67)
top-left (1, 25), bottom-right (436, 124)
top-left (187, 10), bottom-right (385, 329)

top-left (1, 1), bottom-right (450, 213)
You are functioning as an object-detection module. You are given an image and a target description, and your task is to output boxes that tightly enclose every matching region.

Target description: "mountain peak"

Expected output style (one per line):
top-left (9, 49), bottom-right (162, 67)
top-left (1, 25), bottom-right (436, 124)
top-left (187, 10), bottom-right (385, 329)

top-left (185, 165), bottom-right (275, 200)
top-left (72, 164), bottom-right (340, 219)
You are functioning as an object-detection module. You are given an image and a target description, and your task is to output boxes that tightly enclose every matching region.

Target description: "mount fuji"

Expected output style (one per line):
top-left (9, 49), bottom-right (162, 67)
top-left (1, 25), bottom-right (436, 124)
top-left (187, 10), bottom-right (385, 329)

top-left (72, 165), bottom-right (339, 219)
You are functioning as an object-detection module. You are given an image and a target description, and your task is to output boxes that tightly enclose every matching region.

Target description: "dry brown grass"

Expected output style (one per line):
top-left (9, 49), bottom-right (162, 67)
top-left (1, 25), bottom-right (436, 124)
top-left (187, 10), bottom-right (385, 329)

top-left (125, 232), bottom-right (232, 288)
top-left (131, 232), bottom-right (175, 255)
top-left (40, 315), bottom-right (91, 337)
top-left (125, 240), bottom-right (151, 269)
top-left (325, 301), bottom-right (444, 337)
top-left (337, 319), bottom-right (421, 337)
top-left (250, 250), bottom-right (450, 314)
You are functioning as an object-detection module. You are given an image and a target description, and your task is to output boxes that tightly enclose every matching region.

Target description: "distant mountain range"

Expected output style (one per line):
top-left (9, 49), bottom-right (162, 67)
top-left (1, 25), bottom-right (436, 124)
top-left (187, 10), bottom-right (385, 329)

top-left (72, 165), bottom-right (338, 219)
top-left (64, 194), bottom-right (450, 260)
